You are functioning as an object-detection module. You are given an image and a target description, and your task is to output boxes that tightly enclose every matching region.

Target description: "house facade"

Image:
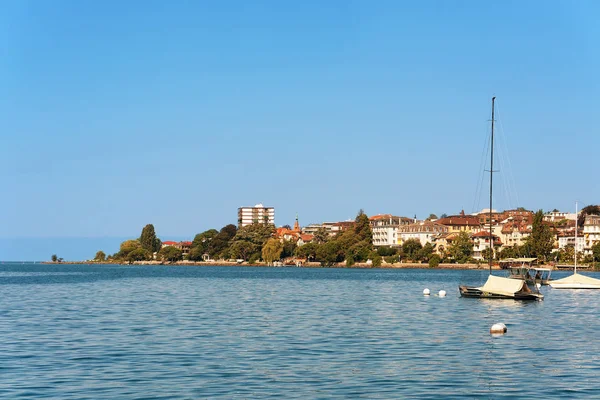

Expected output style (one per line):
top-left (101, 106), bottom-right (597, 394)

top-left (398, 221), bottom-right (449, 246)
top-left (369, 214), bottom-right (412, 247)
top-left (583, 214), bottom-right (600, 255)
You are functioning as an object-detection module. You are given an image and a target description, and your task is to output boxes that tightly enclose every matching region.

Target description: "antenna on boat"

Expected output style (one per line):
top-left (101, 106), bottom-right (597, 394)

top-left (489, 96), bottom-right (496, 275)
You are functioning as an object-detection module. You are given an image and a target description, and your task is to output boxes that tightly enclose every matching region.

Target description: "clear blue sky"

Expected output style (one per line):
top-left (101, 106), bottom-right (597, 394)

top-left (1, 1), bottom-right (598, 260)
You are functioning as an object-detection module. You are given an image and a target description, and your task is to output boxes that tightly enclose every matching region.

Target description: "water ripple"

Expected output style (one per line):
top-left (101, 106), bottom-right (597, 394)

top-left (1, 265), bottom-right (600, 398)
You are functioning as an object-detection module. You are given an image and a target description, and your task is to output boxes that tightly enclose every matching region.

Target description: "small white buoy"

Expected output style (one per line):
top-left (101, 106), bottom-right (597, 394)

top-left (438, 290), bottom-right (446, 297)
top-left (423, 288), bottom-right (430, 296)
top-left (490, 323), bottom-right (507, 335)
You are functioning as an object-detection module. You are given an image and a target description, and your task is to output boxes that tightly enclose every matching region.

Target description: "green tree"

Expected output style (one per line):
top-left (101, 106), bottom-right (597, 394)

top-left (312, 227), bottom-right (330, 244)
top-left (317, 241), bottom-right (344, 266)
top-left (448, 232), bottom-right (473, 263)
top-left (528, 210), bottom-right (554, 262)
top-left (117, 239), bottom-right (143, 260)
top-left (51, 254), bottom-right (58, 262)
top-left (262, 238), bottom-right (284, 264)
top-left (208, 224), bottom-right (237, 258)
top-left (377, 246), bottom-right (398, 257)
top-left (294, 243), bottom-right (318, 260)
top-left (419, 242), bottom-right (435, 262)
top-left (593, 242), bottom-right (600, 262)
top-left (128, 248), bottom-right (151, 263)
top-left (158, 246), bottom-right (182, 263)
top-left (229, 241), bottom-right (256, 261)
top-left (481, 247), bottom-right (493, 263)
top-left (189, 229), bottom-right (219, 260)
top-left (94, 251), bottom-right (106, 261)
top-left (354, 210), bottom-right (373, 244)
top-left (402, 239), bottom-right (423, 262)
top-left (140, 224), bottom-right (161, 253)
top-left (280, 240), bottom-right (297, 259)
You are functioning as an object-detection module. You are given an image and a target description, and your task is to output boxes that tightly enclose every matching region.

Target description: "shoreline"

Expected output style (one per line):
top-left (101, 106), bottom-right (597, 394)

top-left (39, 261), bottom-right (512, 270)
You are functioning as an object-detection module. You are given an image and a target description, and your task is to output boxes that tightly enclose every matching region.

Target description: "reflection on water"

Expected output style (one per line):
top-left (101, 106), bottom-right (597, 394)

top-left (1, 264), bottom-right (600, 398)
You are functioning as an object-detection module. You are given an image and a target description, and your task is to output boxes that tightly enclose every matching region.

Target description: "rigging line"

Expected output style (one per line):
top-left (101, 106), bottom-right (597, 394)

top-left (495, 104), bottom-right (521, 208)
top-left (472, 121), bottom-right (491, 213)
top-left (496, 124), bottom-right (512, 210)
top-left (492, 104), bottom-right (512, 210)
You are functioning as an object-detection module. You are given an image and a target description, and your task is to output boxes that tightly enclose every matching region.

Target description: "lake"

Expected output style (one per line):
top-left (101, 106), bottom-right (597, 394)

top-left (1, 264), bottom-right (599, 399)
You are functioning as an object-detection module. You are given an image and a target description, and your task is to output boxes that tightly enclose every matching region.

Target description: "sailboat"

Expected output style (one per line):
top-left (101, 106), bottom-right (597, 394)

top-left (550, 202), bottom-right (600, 289)
top-left (459, 97), bottom-right (543, 300)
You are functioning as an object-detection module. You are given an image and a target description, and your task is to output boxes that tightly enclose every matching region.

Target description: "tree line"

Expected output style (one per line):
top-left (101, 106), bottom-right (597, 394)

top-left (89, 209), bottom-right (600, 267)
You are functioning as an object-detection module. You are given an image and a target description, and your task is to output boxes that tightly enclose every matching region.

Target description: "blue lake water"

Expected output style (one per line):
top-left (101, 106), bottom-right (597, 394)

top-left (1, 264), bottom-right (599, 399)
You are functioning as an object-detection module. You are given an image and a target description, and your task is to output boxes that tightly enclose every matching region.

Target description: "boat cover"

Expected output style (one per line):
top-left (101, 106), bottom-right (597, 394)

top-left (476, 275), bottom-right (528, 297)
top-left (550, 273), bottom-right (600, 287)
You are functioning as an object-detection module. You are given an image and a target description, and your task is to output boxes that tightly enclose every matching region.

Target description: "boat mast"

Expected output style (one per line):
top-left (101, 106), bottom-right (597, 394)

top-left (575, 201), bottom-right (578, 274)
top-left (489, 96), bottom-right (495, 275)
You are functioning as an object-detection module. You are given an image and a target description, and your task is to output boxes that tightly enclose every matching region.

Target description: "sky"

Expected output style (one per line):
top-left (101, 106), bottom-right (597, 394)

top-left (1, 1), bottom-right (599, 260)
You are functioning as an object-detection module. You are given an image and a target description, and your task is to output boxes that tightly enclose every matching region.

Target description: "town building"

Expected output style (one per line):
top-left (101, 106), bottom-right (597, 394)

top-left (583, 214), bottom-right (600, 255)
top-left (437, 211), bottom-right (481, 233)
top-left (557, 230), bottom-right (585, 254)
top-left (471, 231), bottom-right (502, 260)
top-left (161, 240), bottom-right (192, 257)
top-left (238, 203), bottom-right (275, 228)
top-left (369, 214), bottom-right (412, 247)
top-left (544, 211), bottom-right (578, 222)
top-left (398, 221), bottom-right (449, 246)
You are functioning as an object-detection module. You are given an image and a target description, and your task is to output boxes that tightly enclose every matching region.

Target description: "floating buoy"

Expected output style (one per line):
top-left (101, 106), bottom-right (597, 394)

top-left (438, 290), bottom-right (446, 297)
top-left (490, 323), bottom-right (507, 335)
top-left (423, 288), bottom-right (431, 296)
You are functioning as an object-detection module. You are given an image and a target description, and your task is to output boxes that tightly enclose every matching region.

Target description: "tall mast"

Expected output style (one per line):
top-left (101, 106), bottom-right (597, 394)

top-left (575, 201), bottom-right (578, 274)
top-left (489, 97), bottom-right (496, 274)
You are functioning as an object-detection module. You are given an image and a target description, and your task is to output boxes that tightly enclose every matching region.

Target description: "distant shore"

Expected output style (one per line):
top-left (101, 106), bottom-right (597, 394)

top-left (41, 260), bottom-right (507, 270)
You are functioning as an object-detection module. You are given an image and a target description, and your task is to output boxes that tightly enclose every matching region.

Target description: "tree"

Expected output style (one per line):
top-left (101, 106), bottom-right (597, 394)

top-left (140, 224), bottom-right (161, 253)
top-left (295, 242), bottom-right (318, 260)
top-left (94, 251), bottom-right (106, 261)
top-left (128, 248), bottom-right (151, 263)
top-left (207, 224), bottom-right (237, 258)
top-left (427, 214), bottom-right (438, 220)
top-left (481, 247), bottom-right (493, 263)
top-left (117, 239), bottom-right (143, 260)
top-left (189, 229), bottom-right (219, 260)
top-left (440, 213), bottom-right (448, 218)
top-left (528, 210), bottom-right (554, 262)
top-left (51, 254), bottom-right (58, 262)
top-left (280, 240), bottom-right (296, 259)
top-left (377, 246), bottom-right (398, 257)
top-left (317, 241), bottom-right (344, 267)
top-left (229, 241), bottom-right (256, 261)
top-left (592, 242), bottom-right (600, 262)
top-left (354, 210), bottom-right (373, 244)
top-left (313, 227), bottom-right (330, 244)
top-left (158, 246), bottom-right (182, 263)
top-left (448, 232), bottom-right (473, 263)
top-left (402, 239), bottom-right (423, 261)
top-left (262, 238), bottom-right (284, 264)
top-left (419, 242), bottom-right (435, 262)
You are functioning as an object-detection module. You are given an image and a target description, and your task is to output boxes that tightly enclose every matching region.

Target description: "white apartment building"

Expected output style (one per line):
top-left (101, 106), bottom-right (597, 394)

top-left (583, 214), bottom-right (600, 254)
top-left (557, 233), bottom-right (585, 254)
top-left (369, 215), bottom-right (412, 247)
top-left (238, 203), bottom-right (275, 228)
top-left (544, 211), bottom-right (578, 222)
top-left (398, 221), bottom-right (449, 246)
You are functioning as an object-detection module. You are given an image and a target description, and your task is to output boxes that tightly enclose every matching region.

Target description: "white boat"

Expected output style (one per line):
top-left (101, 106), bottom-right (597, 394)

top-left (550, 202), bottom-right (600, 289)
